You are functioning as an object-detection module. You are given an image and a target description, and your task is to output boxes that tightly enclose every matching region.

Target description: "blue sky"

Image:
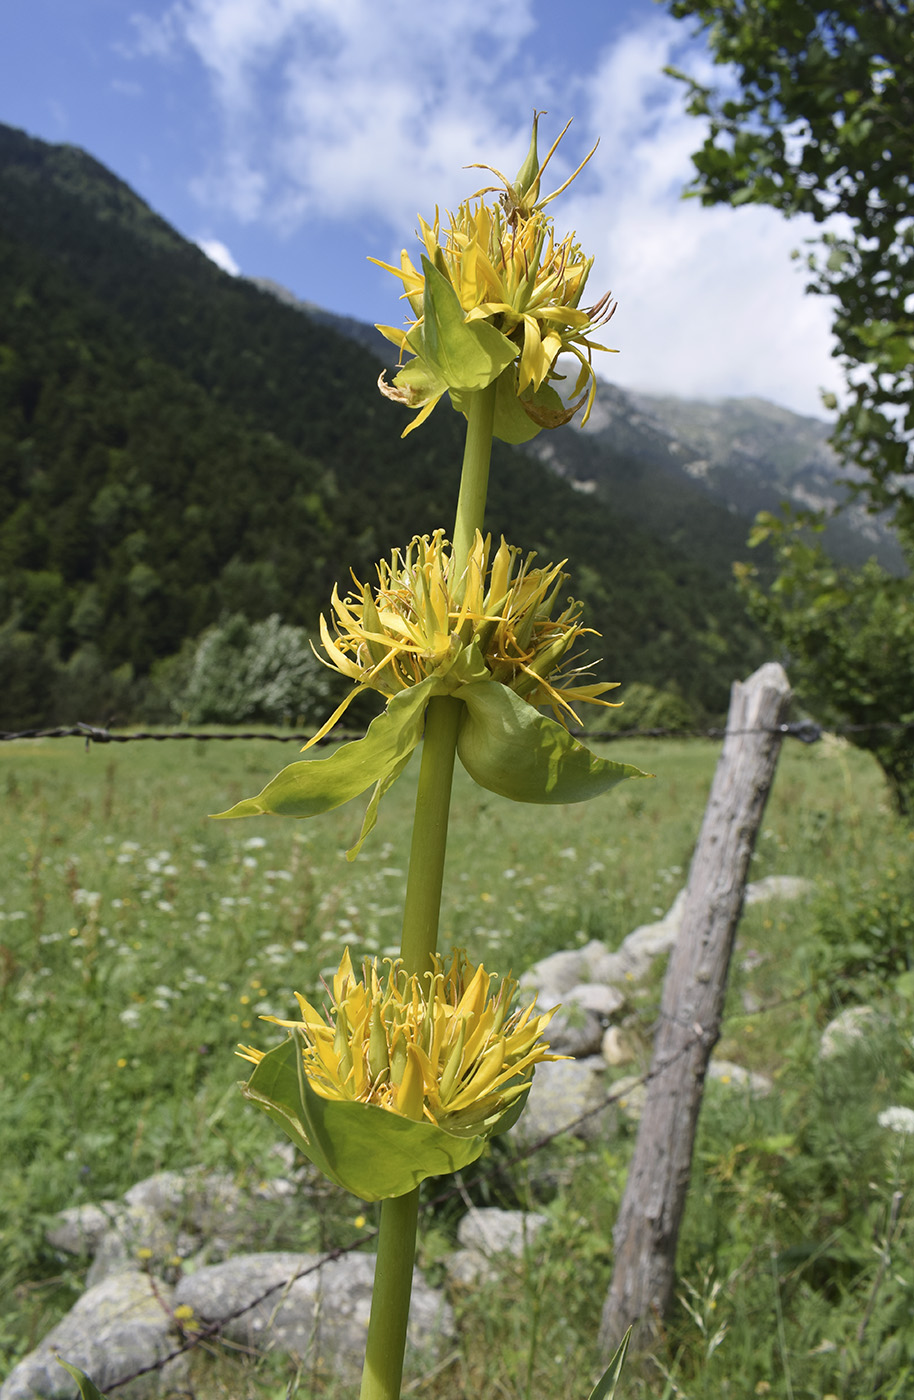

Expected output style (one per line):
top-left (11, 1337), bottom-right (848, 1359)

top-left (2, 0), bottom-right (842, 417)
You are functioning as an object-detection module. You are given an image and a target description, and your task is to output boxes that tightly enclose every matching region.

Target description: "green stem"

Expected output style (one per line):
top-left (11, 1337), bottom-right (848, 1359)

top-left (360, 383), bottom-right (497, 1400)
top-left (359, 1190), bottom-right (421, 1400)
top-left (399, 693), bottom-right (463, 977)
top-left (451, 380), bottom-right (497, 578)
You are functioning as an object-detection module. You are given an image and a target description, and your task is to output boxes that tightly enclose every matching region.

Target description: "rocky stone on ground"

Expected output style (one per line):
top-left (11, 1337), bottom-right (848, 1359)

top-left (707, 1059), bottom-right (773, 1096)
top-left (509, 1056), bottom-right (616, 1144)
top-left (743, 875), bottom-right (815, 906)
top-left (446, 1207), bottom-right (550, 1287)
top-left (173, 1251), bottom-right (452, 1383)
top-left (0, 1271), bottom-right (185, 1400)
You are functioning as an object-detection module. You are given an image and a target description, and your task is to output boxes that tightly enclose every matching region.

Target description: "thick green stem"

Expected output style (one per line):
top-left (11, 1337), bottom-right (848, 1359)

top-left (399, 693), bottom-right (463, 977)
top-left (359, 1189), bottom-right (421, 1400)
top-left (451, 380), bottom-right (497, 577)
top-left (360, 384), bottom-right (497, 1400)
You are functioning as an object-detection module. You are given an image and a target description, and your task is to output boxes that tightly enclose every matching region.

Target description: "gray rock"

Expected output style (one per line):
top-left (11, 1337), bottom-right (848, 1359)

top-left (456, 1208), bottom-right (548, 1256)
top-left (46, 1203), bottom-right (121, 1257)
top-left (744, 876), bottom-right (815, 905)
top-left (621, 890), bottom-right (686, 962)
top-left (611, 1075), bottom-right (648, 1122)
top-left (173, 1251), bottom-right (452, 1381)
top-left (587, 950), bottom-right (640, 987)
top-left (85, 1204), bottom-right (187, 1289)
top-left (446, 1209), bottom-right (549, 1288)
top-left (124, 1169), bottom-right (245, 1235)
top-left (707, 1059), bottom-right (773, 1096)
top-left (544, 1004), bottom-right (604, 1057)
top-left (0, 1271), bottom-right (184, 1400)
top-left (519, 949), bottom-right (586, 997)
top-left (579, 939), bottom-right (615, 978)
top-left (564, 982), bottom-right (626, 1018)
top-left (511, 1056), bottom-right (615, 1144)
top-left (444, 1249), bottom-right (499, 1287)
top-left (601, 1026), bottom-right (638, 1067)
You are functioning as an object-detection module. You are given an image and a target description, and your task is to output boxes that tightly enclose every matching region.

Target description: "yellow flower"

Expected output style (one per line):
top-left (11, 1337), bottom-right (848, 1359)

top-left (239, 948), bottom-right (559, 1138)
top-left (372, 114), bottom-right (616, 440)
top-left (308, 529), bottom-right (620, 743)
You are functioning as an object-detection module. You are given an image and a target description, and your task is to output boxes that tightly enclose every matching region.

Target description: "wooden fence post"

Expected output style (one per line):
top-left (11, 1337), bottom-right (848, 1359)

top-left (600, 661), bottom-right (792, 1353)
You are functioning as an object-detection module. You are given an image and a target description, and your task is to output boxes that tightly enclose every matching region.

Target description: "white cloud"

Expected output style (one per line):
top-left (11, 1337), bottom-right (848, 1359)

top-left (557, 17), bottom-right (842, 415)
top-left (133, 0), bottom-right (541, 226)
top-left (132, 0), bottom-right (842, 416)
top-left (196, 237), bottom-right (241, 274)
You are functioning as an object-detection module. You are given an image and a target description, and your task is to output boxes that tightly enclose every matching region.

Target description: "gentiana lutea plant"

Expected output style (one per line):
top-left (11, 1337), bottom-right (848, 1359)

top-left (217, 114), bottom-right (644, 1400)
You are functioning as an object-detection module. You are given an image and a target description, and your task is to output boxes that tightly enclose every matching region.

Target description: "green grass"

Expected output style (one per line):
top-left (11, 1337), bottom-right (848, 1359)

top-left (3, 730), bottom-right (914, 1398)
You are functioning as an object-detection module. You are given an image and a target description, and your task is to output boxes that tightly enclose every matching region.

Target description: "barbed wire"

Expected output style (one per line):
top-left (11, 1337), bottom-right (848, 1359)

top-left (5, 716), bottom-right (914, 750)
top-left (4, 717), bottom-right (900, 748)
top-left (93, 980), bottom-right (821, 1393)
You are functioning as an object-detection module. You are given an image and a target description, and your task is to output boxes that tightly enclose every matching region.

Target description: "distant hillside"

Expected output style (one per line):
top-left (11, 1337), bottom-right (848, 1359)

top-left (0, 121), bottom-right (772, 727)
top-left (256, 282), bottom-right (900, 573)
top-left (545, 384), bottom-right (903, 572)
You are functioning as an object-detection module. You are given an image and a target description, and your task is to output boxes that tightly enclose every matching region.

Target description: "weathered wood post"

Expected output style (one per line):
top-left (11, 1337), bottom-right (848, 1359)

top-left (600, 661), bottom-right (792, 1353)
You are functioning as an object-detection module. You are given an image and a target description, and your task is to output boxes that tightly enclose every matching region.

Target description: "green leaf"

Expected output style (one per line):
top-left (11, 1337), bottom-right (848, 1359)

top-left (389, 354), bottom-right (447, 407)
top-left (415, 257), bottom-right (517, 392)
top-left (211, 677), bottom-right (442, 821)
top-left (456, 681), bottom-right (650, 804)
top-left (56, 1361), bottom-right (109, 1400)
top-left (588, 1326), bottom-right (631, 1400)
top-left (345, 749), bottom-right (415, 861)
top-left (452, 366), bottom-right (571, 444)
top-left (242, 1037), bottom-right (490, 1201)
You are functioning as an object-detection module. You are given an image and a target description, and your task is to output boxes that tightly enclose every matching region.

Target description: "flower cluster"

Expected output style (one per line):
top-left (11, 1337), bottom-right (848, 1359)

top-left (372, 114), bottom-right (616, 440)
top-left (240, 947), bottom-right (558, 1138)
top-left (310, 528), bottom-right (620, 743)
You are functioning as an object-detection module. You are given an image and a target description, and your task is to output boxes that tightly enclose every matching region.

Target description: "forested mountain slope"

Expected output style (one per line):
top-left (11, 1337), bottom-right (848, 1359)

top-left (0, 122), bottom-right (767, 726)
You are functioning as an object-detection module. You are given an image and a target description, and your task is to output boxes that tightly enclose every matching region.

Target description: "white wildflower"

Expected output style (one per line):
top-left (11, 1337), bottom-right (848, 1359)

top-left (878, 1106), bottom-right (914, 1135)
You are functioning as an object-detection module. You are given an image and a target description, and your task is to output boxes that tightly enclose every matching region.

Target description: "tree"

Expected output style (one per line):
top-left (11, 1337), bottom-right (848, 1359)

top-left (666, 0), bottom-right (913, 532)
top-left (178, 613), bottom-right (337, 726)
top-left (737, 514), bottom-right (914, 813)
top-left (667, 0), bottom-right (914, 810)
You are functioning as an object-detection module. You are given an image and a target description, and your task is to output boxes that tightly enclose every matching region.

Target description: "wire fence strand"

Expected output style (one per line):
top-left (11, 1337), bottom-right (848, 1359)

top-left (4, 717), bottom-right (914, 749)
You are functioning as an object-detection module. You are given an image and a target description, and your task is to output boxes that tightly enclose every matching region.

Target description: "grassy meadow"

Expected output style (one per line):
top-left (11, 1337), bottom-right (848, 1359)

top-left (3, 728), bottom-right (914, 1398)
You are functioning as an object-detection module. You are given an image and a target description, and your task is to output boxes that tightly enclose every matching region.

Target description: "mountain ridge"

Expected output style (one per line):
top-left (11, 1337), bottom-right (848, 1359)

top-left (247, 273), bottom-right (900, 572)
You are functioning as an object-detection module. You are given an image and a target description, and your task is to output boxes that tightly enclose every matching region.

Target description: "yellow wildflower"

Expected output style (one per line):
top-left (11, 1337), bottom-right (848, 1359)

top-left (309, 528), bottom-right (620, 744)
top-left (372, 114), bottom-right (616, 440)
top-left (239, 948), bottom-right (559, 1138)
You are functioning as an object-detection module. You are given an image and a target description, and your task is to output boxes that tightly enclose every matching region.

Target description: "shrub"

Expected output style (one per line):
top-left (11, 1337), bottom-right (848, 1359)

top-left (178, 612), bottom-right (336, 725)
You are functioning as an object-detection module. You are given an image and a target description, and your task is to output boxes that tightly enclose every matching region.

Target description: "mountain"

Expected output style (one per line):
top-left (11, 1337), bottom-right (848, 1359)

top-left (539, 384), bottom-right (903, 572)
top-left (0, 121), bottom-right (842, 729)
top-left (251, 279), bottom-right (903, 573)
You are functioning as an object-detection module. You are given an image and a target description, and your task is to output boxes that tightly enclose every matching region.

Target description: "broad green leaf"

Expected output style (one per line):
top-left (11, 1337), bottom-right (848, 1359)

top-left (211, 678), bottom-right (442, 821)
top-left (240, 1036), bottom-right (315, 1160)
top-left (452, 370), bottom-right (574, 444)
top-left (56, 1361), bottom-right (109, 1400)
top-left (457, 681), bottom-right (650, 804)
top-left (416, 257), bottom-right (517, 392)
top-left (242, 1037), bottom-right (489, 1201)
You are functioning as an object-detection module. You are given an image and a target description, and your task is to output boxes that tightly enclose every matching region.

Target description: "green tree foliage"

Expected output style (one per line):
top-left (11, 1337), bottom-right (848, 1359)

top-left (668, 0), bottom-right (914, 806)
top-left (667, 0), bottom-right (913, 531)
top-left (738, 513), bottom-right (914, 812)
top-left (179, 613), bottom-right (336, 725)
